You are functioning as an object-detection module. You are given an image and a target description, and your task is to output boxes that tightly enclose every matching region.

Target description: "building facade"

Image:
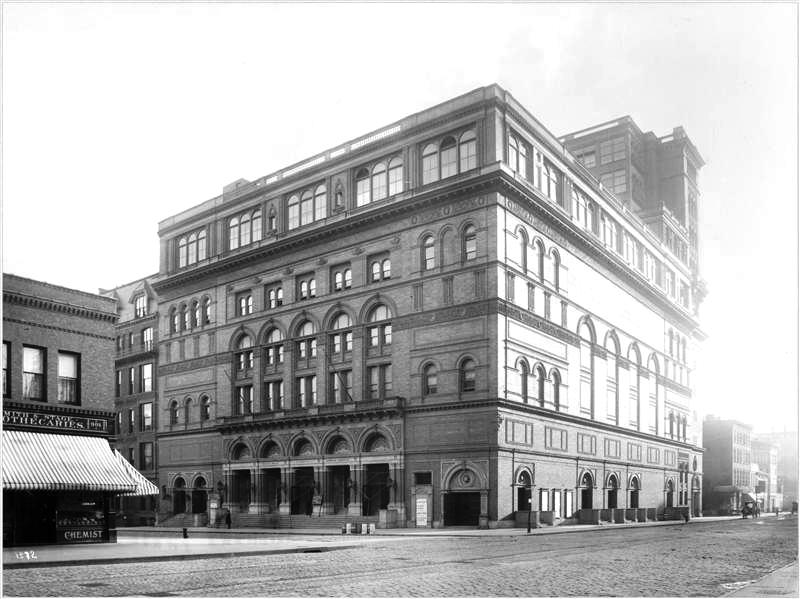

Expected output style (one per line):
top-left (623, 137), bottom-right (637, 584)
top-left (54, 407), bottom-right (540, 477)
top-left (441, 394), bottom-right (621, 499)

top-left (151, 85), bottom-right (705, 528)
top-left (2, 274), bottom-right (156, 546)
top-left (102, 276), bottom-right (161, 525)
top-left (754, 431), bottom-right (797, 511)
top-left (751, 439), bottom-right (780, 512)
top-left (702, 417), bottom-right (754, 515)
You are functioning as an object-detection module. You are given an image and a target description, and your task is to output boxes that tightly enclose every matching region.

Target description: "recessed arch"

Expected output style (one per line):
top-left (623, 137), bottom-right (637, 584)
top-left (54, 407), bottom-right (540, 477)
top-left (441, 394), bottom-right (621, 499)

top-left (627, 342), bottom-right (642, 365)
top-left (257, 436), bottom-right (285, 459)
top-left (257, 318), bottom-right (287, 345)
top-left (358, 294), bottom-right (399, 325)
top-left (356, 424), bottom-right (397, 453)
top-left (577, 315), bottom-right (596, 344)
top-left (321, 303), bottom-right (357, 331)
top-left (288, 311), bottom-right (321, 337)
top-left (604, 330), bottom-right (621, 355)
top-left (227, 325), bottom-right (258, 352)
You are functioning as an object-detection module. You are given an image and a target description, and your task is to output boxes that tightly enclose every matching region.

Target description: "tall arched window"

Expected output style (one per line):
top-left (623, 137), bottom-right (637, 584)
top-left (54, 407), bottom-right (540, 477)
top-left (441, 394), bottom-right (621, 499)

top-left (536, 364), bottom-right (546, 407)
top-left (240, 213), bottom-right (251, 246)
top-left (440, 136), bottom-right (457, 178)
top-left (536, 239), bottom-right (546, 283)
top-left (314, 185), bottom-right (326, 221)
top-left (508, 135), bottom-right (519, 173)
top-left (300, 191), bottom-right (313, 226)
top-left (229, 217), bottom-right (240, 250)
top-left (463, 225), bottom-right (477, 261)
top-left (178, 238), bottom-right (187, 268)
top-left (460, 358), bottom-right (476, 392)
top-left (648, 356), bottom-right (660, 435)
top-left (169, 400), bottom-right (179, 425)
top-left (628, 345), bottom-right (641, 430)
top-left (200, 395), bottom-right (211, 421)
top-left (296, 321), bottom-right (317, 359)
top-left (551, 369), bottom-right (561, 411)
top-left (372, 163), bottom-right (387, 201)
top-left (264, 328), bottom-right (284, 366)
top-left (459, 130), bottom-right (477, 172)
top-left (422, 144), bottom-right (439, 184)
top-left (356, 168), bottom-right (370, 206)
top-left (423, 364), bottom-right (438, 395)
top-left (578, 319), bottom-right (595, 418)
top-left (518, 359), bottom-right (529, 403)
top-left (187, 233), bottom-right (197, 264)
top-left (551, 249), bottom-right (560, 291)
top-left (202, 297), bottom-right (211, 325)
top-left (519, 228), bottom-right (529, 273)
top-left (252, 210), bottom-right (262, 242)
top-left (170, 308), bottom-right (179, 334)
top-left (192, 301), bottom-right (200, 328)
top-left (422, 235), bottom-right (435, 271)
top-left (181, 305), bottom-right (189, 331)
top-left (236, 336), bottom-right (253, 372)
top-left (388, 157), bottom-right (403, 195)
top-left (367, 304), bottom-right (392, 350)
top-left (329, 313), bottom-right (353, 358)
top-left (287, 195), bottom-right (300, 230)
top-left (184, 398), bottom-right (192, 425)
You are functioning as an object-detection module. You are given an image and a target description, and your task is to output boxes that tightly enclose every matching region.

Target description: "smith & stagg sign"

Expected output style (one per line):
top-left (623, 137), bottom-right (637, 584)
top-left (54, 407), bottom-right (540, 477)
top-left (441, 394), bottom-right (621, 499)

top-left (3, 409), bottom-right (109, 433)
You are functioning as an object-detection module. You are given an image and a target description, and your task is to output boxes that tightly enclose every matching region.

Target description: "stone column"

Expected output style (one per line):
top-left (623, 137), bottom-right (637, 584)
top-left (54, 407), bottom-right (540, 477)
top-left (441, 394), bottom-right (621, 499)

top-left (278, 467), bottom-right (292, 516)
top-left (348, 465), bottom-right (363, 516)
top-left (251, 469), bottom-right (265, 514)
top-left (223, 471), bottom-right (234, 511)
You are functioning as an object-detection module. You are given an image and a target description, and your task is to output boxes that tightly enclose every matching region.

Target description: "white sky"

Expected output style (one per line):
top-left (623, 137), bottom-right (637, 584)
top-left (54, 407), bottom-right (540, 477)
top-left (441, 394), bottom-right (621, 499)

top-left (2, 3), bottom-right (797, 433)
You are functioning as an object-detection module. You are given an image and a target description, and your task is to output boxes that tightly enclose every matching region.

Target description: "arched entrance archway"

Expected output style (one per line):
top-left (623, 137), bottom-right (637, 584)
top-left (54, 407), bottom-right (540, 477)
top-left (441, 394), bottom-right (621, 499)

top-left (666, 480), bottom-right (675, 508)
top-left (173, 477), bottom-right (187, 514)
top-left (580, 472), bottom-right (593, 509)
top-left (607, 474), bottom-right (619, 509)
top-left (442, 466), bottom-right (486, 527)
top-left (517, 471), bottom-right (532, 512)
top-left (192, 477), bottom-right (207, 514)
top-left (629, 476), bottom-right (640, 509)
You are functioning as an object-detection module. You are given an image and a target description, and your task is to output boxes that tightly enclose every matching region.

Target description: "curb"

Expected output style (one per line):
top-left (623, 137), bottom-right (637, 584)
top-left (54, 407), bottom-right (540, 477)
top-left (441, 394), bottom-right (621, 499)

top-left (722, 561), bottom-right (799, 597)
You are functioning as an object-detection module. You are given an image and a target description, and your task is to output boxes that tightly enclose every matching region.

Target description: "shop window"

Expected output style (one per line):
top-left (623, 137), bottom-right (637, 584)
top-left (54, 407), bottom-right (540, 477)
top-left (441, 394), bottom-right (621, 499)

top-left (22, 346), bottom-right (46, 401)
top-left (57, 352), bottom-right (79, 404)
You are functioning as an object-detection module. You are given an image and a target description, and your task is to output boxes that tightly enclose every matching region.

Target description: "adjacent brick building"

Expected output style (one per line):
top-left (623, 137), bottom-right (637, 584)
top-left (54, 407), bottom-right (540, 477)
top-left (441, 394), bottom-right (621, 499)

top-left (148, 84), bottom-right (705, 529)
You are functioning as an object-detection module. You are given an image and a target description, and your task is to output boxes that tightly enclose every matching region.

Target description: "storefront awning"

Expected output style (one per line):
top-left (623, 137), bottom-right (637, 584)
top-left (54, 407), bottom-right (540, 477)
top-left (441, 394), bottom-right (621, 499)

top-left (3, 430), bottom-right (136, 492)
top-left (113, 450), bottom-right (159, 496)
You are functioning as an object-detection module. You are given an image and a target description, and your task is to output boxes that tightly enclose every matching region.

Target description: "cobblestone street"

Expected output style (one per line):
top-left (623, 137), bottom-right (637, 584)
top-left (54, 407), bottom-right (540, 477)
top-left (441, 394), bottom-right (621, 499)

top-left (4, 517), bottom-right (797, 597)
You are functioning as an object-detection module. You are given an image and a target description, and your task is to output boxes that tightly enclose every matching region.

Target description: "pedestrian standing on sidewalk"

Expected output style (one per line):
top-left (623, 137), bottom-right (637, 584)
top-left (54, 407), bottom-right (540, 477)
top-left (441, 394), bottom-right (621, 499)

top-left (225, 511), bottom-right (231, 529)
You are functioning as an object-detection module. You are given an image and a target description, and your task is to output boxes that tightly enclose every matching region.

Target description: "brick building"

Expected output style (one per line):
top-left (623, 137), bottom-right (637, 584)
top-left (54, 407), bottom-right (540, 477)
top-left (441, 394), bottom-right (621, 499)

top-left (2, 274), bottom-right (157, 545)
top-left (101, 276), bottom-right (161, 525)
top-left (754, 431), bottom-right (797, 511)
top-left (151, 84), bottom-right (705, 529)
top-left (702, 417), bottom-right (754, 515)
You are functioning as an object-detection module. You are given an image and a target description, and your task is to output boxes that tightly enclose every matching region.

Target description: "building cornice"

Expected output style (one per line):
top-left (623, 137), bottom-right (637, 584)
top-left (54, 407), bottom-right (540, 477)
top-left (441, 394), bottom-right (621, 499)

top-left (3, 290), bottom-right (118, 323)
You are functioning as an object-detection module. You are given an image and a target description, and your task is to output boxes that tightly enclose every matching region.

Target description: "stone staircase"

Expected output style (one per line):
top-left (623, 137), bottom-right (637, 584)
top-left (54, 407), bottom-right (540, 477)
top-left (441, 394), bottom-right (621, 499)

top-left (276, 514), bottom-right (379, 530)
top-left (157, 513), bottom-right (208, 528)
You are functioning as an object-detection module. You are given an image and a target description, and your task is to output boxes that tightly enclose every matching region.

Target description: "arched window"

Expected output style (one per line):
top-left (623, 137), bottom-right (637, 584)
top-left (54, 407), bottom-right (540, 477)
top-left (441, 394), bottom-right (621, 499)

top-left (508, 135), bottom-right (519, 173)
top-left (187, 234), bottom-right (197, 265)
top-left (440, 136), bottom-right (457, 178)
top-left (460, 358), bottom-right (476, 392)
top-left (536, 364), bottom-right (546, 407)
top-left (382, 259), bottom-right (391, 280)
top-left (184, 398), bottom-right (192, 424)
top-left (371, 261), bottom-right (381, 282)
top-left (229, 217), bottom-right (240, 250)
top-left (170, 308), bottom-right (179, 334)
top-left (296, 321), bottom-right (317, 359)
top-left (668, 330), bottom-right (674, 357)
top-left (552, 369), bottom-right (561, 411)
top-left (463, 225), bottom-right (477, 261)
top-left (518, 139), bottom-right (528, 179)
top-left (240, 213), bottom-right (251, 246)
top-left (265, 328), bottom-right (284, 366)
top-left (579, 319), bottom-right (595, 418)
top-left (422, 235), bottom-right (435, 271)
top-left (169, 400), bottom-right (179, 425)
top-left (287, 195), bottom-right (300, 230)
top-left (388, 157), bottom-right (403, 195)
top-left (459, 130), bottom-right (477, 172)
top-left (330, 313), bottom-right (353, 357)
top-left (423, 364), bottom-right (438, 395)
top-left (422, 143), bottom-right (439, 184)
top-left (252, 210), bottom-right (262, 242)
top-left (191, 301), bottom-right (200, 328)
top-left (519, 228), bottom-right (529, 273)
top-left (197, 230), bottom-right (207, 261)
top-left (236, 336), bottom-right (253, 372)
top-left (178, 237), bottom-right (187, 268)
top-left (367, 304), bottom-right (392, 350)
top-left (181, 305), bottom-right (189, 331)
top-left (518, 359), bottom-right (529, 403)
top-left (314, 185), bottom-right (326, 221)
top-left (300, 191), bottom-right (313, 226)
top-left (551, 249), bottom-right (560, 291)
top-left (200, 395), bottom-right (211, 421)
top-left (372, 163), bottom-right (387, 201)
top-left (356, 168), bottom-right (370, 207)
top-left (682, 416), bottom-right (688, 441)
top-left (669, 412), bottom-right (675, 438)
top-left (536, 239), bottom-right (545, 283)
top-left (202, 297), bottom-right (211, 325)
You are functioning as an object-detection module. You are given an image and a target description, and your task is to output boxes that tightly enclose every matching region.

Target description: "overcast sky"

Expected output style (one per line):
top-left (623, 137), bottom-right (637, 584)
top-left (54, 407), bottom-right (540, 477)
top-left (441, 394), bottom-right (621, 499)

top-left (2, 3), bottom-right (797, 433)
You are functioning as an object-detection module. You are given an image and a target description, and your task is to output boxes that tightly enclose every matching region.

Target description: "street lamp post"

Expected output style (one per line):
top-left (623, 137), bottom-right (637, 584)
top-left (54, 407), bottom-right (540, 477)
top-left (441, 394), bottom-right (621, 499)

top-left (527, 496), bottom-right (532, 533)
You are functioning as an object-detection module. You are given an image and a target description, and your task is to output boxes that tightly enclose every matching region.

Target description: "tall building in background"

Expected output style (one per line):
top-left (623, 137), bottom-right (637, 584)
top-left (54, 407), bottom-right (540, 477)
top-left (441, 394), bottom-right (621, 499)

top-left (702, 416), bottom-right (754, 514)
top-left (751, 438), bottom-right (780, 511)
top-left (101, 276), bottom-right (161, 525)
top-left (754, 431), bottom-right (798, 511)
top-left (2, 274), bottom-right (157, 546)
top-left (149, 84), bottom-right (705, 529)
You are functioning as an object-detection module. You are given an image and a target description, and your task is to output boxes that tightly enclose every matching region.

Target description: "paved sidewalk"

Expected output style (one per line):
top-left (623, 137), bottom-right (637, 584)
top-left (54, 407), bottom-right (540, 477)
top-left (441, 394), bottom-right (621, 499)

top-left (0, 514), bottom-right (755, 570)
top-left (724, 561), bottom-right (798, 597)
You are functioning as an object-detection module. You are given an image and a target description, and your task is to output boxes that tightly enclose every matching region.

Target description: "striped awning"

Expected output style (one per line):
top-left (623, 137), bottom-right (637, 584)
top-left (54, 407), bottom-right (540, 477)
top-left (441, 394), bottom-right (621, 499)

top-left (113, 450), bottom-right (159, 496)
top-left (2, 430), bottom-right (136, 492)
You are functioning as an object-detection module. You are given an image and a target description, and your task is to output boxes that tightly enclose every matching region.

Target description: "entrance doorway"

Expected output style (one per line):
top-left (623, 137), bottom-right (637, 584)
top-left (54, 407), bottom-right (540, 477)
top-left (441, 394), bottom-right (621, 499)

top-left (630, 477), bottom-right (640, 509)
top-left (264, 469), bottom-right (281, 512)
top-left (329, 466), bottom-right (350, 514)
top-left (363, 464), bottom-right (389, 516)
top-left (444, 492), bottom-right (481, 526)
top-left (233, 470), bottom-right (251, 512)
top-left (607, 475), bottom-right (619, 509)
top-left (292, 467), bottom-right (315, 515)
top-left (580, 472), bottom-right (593, 509)
top-left (666, 480), bottom-right (674, 508)
top-left (516, 471), bottom-right (532, 512)
top-left (192, 477), bottom-right (207, 514)
top-left (173, 478), bottom-right (187, 514)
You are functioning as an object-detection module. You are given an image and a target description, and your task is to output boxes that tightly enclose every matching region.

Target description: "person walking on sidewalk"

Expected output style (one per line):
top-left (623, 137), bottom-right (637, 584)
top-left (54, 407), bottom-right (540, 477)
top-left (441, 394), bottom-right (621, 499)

top-left (225, 511), bottom-right (231, 529)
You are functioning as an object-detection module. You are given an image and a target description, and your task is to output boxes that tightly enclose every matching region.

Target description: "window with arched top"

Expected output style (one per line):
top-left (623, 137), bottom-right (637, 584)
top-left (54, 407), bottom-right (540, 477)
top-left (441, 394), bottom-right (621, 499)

top-left (536, 239), bottom-right (545, 283)
top-left (314, 185), bottom-right (326, 222)
top-left (440, 136), bottom-right (457, 178)
top-left (422, 235), bottom-right (435, 271)
top-left (423, 364), bottom-right (438, 395)
top-left (460, 358), bottom-right (476, 392)
top-left (184, 397), bottom-right (192, 424)
top-left (300, 191), bottom-right (314, 226)
top-left (240, 213), bottom-right (251, 246)
top-left (372, 163), bottom-right (387, 201)
top-left (192, 301), bottom-right (200, 328)
top-left (459, 130), bottom-right (477, 172)
top-left (169, 400), bottom-right (179, 425)
top-left (181, 305), bottom-right (190, 331)
top-left (356, 168), bottom-right (370, 207)
top-left (463, 225), bottom-right (477, 261)
top-left (519, 229), bottom-right (529, 273)
top-left (170, 308), bottom-right (179, 334)
top-left (187, 234), bottom-right (197, 264)
top-left (388, 157), bottom-right (403, 195)
top-left (367, 304), bottom-right (392, 350)
top-left (296, 321), bottom-right (317, 360)
top-left (329, 313), bottom-right (353, 358)
top-left (536, 364), bottom-right (547, 407)
top-left (422, 144), bottom-right (439, 184)
top-left (252, 210), bottom-right (262, 242)
top-left (551, 249), bottom-right (560, 291)
top-left (200, 395), bottom-right (210, 421)
top-left (178, 237), bottom-right (187, 268)
top-left (236, 336), bottom-right (253, 372)
top-left (229, 217), bottom-right (240, 250)
top-left (287, 195), bottom-right (300, 230)
top-left (552, 369), bottom-right (561, 411)
top-left (264, 328), bottom-right (284, 367)
top-left (518, 360), bottom-right (529, 403)
top-left (202, 297), bottom-right (211, 325)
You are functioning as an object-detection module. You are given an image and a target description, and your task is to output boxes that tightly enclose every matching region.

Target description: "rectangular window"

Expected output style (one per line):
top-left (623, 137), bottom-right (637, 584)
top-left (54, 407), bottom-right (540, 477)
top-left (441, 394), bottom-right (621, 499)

top-left (545, 427), bottom-right (568, 451)
top-left (142, 327), bottom-right (154, 351)
top-left (134, 295), bottom-right (147, 318)
top-left (236, 385), bottom-right (253, 415)
top-left (367, 364), bottom-right (391, 400)
top-left (57, 352), bottom-right (80, 404)
top-left (296, 375), bottom-right (317, 407)
top-left (265, 284), bottom-right (283, 309)
top-left (140, 363), bottom-right (153, 393)
top-left (128, 367), bottom-right (135, 395)
top-left (140, 402), bottom-right (153, 431)
top-left (128, 408), bottom-right (135, 434)
top-left (577, 433), bottom-right (596, 455)
top-left (263, 379), bottom-right (283, 411)
top-left (22, 346), bottom-right (46, 401)
top-left (140, 442), bottom-right (154, 470)
top-left (331, 370), bottom-right (353, 403)
top-left (576, 149), bottom-right (596, 168)
top-left (506, 273), bottom-right (515, 302)
top-left (600, 137), bottom-right (626, 165)
top-left (237, 292), bottom-right (253, 316)
top-left (647, 447), bottom-right (661, 464)
top-left (414, 472), bottom-right (432, 485)
top-left (604, 438), bottom-right (621, 459)
top-left (600, 170), bottom-right (627, 194)
top-left (3, 342), bottom-right (9, 398)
